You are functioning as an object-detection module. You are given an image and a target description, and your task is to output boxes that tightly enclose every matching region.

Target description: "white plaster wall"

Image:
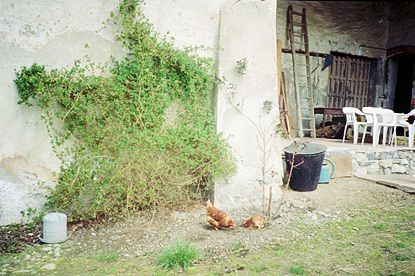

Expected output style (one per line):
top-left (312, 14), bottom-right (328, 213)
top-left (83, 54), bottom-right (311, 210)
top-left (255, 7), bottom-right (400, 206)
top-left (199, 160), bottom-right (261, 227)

top-left (215, 0), bottom-right (282, 211)
top-left (0, 0), bottom-right (283, 224)
top-left (0, 0), bottom-right (124, 225)
top-left (142, 0), bottom-right (228, 58)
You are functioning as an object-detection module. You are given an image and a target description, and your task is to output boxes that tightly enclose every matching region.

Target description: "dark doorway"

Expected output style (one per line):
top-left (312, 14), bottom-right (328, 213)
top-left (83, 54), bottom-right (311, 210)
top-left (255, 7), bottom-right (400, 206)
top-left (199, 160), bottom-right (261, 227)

top-left (393, 55), bottom-right (414, 114)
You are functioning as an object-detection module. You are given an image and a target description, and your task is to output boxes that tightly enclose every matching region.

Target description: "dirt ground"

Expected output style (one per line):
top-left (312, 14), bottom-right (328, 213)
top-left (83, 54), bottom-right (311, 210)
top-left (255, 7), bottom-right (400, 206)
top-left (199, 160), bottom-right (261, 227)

top-left (1, 177), bottom-right (414, 275)
top-left (65, 177), bottom-right (413, 258)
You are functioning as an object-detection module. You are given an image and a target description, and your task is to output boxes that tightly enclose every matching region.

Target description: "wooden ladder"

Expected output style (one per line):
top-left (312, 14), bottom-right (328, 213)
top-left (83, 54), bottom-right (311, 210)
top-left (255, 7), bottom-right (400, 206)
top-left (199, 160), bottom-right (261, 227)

top-left (287, 5), bottom-right (316, 138)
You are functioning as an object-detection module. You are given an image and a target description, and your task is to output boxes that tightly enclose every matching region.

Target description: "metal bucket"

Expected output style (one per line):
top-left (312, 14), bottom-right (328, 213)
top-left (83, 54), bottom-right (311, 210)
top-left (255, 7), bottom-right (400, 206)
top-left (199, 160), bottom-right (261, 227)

top-left (40, 212), bottom-right (68, 244)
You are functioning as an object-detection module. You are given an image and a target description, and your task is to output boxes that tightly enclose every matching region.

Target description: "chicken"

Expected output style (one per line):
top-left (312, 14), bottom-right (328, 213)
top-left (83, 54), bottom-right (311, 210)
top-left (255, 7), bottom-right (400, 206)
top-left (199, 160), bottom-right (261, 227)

top-left (242, 214), bottom-right (266, 229)
top-left (206, 200), bottom-right (235, 230)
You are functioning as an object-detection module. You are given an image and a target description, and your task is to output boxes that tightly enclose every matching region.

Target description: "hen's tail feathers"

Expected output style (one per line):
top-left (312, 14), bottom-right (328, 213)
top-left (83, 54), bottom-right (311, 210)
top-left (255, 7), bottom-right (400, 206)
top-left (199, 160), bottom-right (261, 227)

top-left (206, 199), bottom-right (213, 208)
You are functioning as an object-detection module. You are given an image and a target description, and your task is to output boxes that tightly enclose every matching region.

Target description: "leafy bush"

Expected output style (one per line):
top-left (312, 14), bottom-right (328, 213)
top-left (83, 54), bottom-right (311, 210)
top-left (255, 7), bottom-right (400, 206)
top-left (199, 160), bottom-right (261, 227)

top-left (14, 0), bottom-right (235, 221)
top-left (158, 240), bottom-right (200, 270)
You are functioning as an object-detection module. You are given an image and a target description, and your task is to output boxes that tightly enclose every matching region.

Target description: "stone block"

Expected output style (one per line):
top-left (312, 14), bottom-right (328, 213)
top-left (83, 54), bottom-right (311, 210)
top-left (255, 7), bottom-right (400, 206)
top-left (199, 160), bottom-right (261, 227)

top-left (366, 152), bottom-right (375, 161)
top-left (351, 159), bottom-right (359, 170)
top-left (362, 160), bottom-right (376, 166)
top-left (353, 152), bottom-right (367, 164)
top-left (379, 159), bottom-right (393, 168)
top-left (353, 166), bottom-right (367, 176)
top-left (400, 159), bottom-right (409, 165)
top-left (376, 151), bottom-right (398, 160)
top-left (367, 163), bottom-right (381, 175)
top-left (391, 164), bottom-right (407, 174)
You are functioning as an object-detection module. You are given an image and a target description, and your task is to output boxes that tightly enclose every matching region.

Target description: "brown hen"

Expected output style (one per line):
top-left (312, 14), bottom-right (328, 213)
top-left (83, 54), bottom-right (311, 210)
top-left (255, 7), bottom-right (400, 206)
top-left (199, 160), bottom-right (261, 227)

top-left (206, 200), bottom-right (235, 230)
top-left (242, 214), bottom-right (266, 229)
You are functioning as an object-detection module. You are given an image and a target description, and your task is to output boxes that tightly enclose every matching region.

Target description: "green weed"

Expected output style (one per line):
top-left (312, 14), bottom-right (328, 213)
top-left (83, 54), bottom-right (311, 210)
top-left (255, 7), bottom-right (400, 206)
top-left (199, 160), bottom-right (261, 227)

top-left (374, 223), bottom-right (388, 230)
top-left (96, 251), bottom-right (119, 263)
top-left (394, 253), bottom-right (411, 262)
top-left (157, 240), bottom-right (200, 270)
top-left (396, 242), bottom-right (408, 249)
top-left (289, 263), bottom-right (307, 275)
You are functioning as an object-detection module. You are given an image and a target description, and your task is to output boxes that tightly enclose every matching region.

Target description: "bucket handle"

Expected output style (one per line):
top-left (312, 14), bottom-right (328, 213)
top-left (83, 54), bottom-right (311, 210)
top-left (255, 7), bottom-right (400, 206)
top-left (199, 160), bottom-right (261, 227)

top-left (323, 158), bottom-right (335, 179)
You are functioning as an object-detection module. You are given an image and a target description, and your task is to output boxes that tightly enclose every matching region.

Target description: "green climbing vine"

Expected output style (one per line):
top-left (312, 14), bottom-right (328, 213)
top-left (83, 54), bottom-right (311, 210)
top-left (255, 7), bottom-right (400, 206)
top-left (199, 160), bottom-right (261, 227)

top-left (14, 0), bottom-right (235, 222)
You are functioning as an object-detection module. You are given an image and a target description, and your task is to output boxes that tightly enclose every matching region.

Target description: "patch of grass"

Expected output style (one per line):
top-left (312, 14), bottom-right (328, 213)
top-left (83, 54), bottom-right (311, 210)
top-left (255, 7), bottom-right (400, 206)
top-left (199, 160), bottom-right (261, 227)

top-left (388, 273), bottom-right (413, 276)
top-left (374, 223), bottom-right (388, 230)
top-left (289, 263), bottom-right (307, 275)
top-left (96, 251), bottom-right (119, 263)
top-left (230, 241), bottom-right (249, 257)
top-left (270, 243), bottom-right (284, 256)
top-left (158, 240), bottom-right (200, 270)
top-left (253, 264), bottom-right (268, 272)
top-left (396, 241), bottom-right (409, 249)
top-left (394, 253), bottom-right (411, 262)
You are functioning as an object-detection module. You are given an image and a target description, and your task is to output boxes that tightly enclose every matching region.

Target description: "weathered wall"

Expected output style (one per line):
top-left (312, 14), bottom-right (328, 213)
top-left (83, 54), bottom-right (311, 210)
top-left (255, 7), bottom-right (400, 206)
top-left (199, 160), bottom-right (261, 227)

top-left (387, 2), bottom-right (415, 49)
top-left (0, 0), bottom-right (283, 223)
top-left (214, 0), bottom-right (282, 210)
top-left (0, 0), bottom-right (124, 225)
top-left (384, 4), bottom-right (415, 112)
top-left (142, 0), bottom-right (227, 58)
top-left (277, 1), bottom-right (389, 58)
top-left (276, 1), bottom-right (390, 129)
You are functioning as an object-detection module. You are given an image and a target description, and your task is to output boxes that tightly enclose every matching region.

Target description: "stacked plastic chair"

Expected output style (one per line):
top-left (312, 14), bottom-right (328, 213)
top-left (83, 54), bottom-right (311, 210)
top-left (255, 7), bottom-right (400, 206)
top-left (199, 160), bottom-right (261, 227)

top-left (342, 107), bottom-right (373, 144)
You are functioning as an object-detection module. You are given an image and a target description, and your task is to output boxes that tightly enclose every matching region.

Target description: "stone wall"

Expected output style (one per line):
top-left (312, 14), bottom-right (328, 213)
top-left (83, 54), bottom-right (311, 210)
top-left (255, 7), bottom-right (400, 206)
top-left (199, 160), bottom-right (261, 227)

top-left (353, 149), bottom-right (415, 177)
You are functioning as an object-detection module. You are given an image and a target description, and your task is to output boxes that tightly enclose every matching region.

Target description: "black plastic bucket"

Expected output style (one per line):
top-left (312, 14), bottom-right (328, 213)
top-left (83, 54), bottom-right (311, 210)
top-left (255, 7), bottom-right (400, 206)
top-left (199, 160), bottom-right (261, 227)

top-left (284, 143), bottom-right (327, 192)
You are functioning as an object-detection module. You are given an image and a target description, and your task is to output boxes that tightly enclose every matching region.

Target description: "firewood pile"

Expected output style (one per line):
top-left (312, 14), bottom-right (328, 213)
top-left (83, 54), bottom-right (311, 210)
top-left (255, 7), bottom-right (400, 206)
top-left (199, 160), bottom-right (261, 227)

top-left (316, 123), bottom-right (344, 139)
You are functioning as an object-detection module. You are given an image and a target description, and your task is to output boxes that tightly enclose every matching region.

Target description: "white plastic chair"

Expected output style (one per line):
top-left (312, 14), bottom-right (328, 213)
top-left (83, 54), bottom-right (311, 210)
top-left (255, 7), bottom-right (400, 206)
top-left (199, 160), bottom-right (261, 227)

top-left (342, 107), bottom-right (373, 144)
top-left (391, 113), bottom-right (408, 146)
top-left (378, 108), bottom-right (397, 145)
top-left (392, 109), bottom-right (415, 148)
top-left (362, 107), bottom-right (383, 146)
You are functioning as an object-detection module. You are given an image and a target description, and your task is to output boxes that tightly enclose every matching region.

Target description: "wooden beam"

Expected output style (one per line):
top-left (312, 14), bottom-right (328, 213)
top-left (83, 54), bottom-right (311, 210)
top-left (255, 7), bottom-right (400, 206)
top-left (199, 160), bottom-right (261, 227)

top-left (282, 48), bottom-right (328, 58)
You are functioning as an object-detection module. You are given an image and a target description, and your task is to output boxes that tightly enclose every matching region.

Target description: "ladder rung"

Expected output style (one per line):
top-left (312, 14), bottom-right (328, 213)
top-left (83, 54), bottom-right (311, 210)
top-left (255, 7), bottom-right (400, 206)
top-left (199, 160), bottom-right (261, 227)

top-left (292, 11), bottom-right (303, 16)
top-left (302, 118), bottom-right (312, 120)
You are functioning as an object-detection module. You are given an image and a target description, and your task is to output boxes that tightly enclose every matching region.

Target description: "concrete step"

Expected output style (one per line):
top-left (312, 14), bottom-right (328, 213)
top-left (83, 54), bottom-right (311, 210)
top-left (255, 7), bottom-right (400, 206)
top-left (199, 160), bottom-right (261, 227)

top-left (356, 174), bottom-right (415, 194)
